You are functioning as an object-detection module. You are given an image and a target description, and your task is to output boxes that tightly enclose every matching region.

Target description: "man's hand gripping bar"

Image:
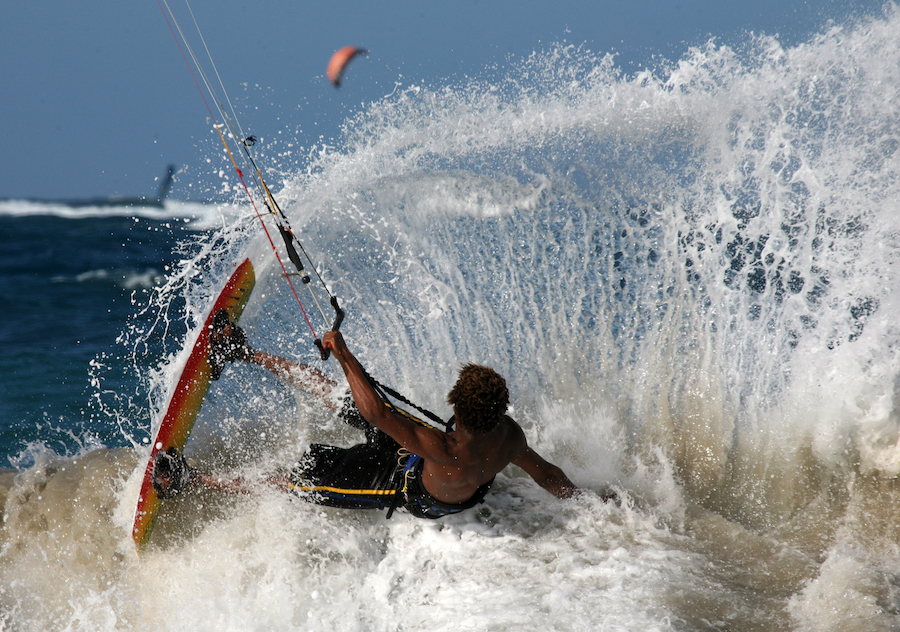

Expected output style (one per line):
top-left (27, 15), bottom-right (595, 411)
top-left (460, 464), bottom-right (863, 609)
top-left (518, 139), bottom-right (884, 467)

top-left (315, 295), bottom-right (344, 360)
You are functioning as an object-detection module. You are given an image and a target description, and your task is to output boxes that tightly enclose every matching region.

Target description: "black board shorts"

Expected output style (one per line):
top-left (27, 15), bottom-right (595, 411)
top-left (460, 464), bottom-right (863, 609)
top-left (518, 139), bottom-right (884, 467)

top-left (288, 396), bottom-right (405, 510)
top-left (289, 429), bottom-right (405, 510)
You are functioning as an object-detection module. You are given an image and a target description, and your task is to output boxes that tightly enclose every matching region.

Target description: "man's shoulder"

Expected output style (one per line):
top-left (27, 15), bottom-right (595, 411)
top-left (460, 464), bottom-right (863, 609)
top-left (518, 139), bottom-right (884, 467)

top-left (497, 415), bottom-right (528, 453)
top-left (499, 414), bottom-right (524, 433)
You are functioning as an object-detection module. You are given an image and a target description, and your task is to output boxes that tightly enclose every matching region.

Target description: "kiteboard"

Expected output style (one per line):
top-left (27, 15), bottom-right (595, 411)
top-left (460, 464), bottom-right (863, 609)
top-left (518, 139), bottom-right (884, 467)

top-left (132, 258), bottom-right (256, 551)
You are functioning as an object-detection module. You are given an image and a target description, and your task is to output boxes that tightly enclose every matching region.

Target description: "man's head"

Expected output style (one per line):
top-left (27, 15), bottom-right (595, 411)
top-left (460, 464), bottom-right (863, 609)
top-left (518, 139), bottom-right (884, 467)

top-left (447, 364), bottom-right (509, 434)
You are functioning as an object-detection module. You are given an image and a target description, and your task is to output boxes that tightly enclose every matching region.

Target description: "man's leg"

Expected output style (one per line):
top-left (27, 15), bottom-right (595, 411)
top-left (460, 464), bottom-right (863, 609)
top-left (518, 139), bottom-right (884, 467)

top-left (209, 309), bottom-right (339, 410)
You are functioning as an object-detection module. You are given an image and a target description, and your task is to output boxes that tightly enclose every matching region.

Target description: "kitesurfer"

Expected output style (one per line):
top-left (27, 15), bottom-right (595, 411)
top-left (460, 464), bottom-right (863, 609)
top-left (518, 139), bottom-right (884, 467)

top-left (153, 311), bottom-right (597, 517)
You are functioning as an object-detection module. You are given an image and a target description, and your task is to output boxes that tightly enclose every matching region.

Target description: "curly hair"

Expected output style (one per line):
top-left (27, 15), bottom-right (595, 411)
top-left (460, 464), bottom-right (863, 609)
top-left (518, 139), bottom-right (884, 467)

top-left (446, 364), bottom-right (509, 434)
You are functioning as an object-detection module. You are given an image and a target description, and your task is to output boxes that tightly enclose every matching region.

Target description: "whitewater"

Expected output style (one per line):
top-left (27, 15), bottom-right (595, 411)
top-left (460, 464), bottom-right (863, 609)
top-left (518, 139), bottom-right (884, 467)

top-left (3, 6), bottom-right (900, 631)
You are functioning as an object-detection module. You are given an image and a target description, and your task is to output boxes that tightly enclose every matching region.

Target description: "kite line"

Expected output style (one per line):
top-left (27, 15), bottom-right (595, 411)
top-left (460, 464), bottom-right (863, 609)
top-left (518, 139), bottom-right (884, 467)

top-left (157, 1), bottom-right (451, 431)
top-left (157, 0), bottom-right (343, 359)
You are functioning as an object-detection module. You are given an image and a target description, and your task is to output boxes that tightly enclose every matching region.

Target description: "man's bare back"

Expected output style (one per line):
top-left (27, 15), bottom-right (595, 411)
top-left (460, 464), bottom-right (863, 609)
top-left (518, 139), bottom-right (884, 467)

top-left (323, 331), bottom-right (578, 503)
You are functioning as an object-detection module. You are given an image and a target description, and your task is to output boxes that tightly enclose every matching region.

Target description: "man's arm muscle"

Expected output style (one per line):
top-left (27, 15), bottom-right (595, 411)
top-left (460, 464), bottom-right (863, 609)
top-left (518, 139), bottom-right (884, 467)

top-left (324, 331), bottom-right (453, 461)
top-left (512, 447), bottom-right (578, 499)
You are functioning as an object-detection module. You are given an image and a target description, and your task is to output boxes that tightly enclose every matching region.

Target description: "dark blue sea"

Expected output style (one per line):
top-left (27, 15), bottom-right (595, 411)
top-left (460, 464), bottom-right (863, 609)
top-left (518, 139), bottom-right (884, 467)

top-left (3, 9), bottom-right (900, 630)
top-left (0, 207), bottom-right (201, 461)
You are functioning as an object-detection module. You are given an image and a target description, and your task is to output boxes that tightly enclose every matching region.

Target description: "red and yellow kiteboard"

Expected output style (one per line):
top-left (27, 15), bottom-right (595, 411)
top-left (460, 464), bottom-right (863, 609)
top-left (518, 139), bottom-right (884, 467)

top-left (132, 258), bottom-right (255, 551)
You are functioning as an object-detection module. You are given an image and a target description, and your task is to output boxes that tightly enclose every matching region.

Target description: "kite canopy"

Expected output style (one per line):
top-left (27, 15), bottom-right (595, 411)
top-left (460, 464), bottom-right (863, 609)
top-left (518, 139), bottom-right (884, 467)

top-left (327, 46), bottom-right (367, 87)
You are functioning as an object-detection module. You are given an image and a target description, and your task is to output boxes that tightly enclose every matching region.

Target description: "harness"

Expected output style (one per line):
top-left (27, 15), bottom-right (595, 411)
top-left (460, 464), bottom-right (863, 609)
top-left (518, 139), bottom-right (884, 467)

top-left (390, 453), bottom-right (494, 519)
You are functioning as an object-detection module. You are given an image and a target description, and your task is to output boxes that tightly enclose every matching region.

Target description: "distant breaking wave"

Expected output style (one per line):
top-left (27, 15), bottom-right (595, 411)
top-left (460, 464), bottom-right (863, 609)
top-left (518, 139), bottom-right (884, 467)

top-left (0, 199), bottom-right (242, 229)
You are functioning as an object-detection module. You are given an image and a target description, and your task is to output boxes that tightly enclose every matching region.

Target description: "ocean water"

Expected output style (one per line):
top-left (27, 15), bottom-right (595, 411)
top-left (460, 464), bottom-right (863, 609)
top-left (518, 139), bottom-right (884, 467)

top-left (3, 6), bottom-right (900, 630)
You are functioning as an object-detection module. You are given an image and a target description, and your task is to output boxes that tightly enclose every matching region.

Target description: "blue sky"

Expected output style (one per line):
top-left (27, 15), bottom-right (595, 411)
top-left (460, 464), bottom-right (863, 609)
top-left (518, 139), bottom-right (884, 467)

top-left (0, 0), bottom-right (885, 201)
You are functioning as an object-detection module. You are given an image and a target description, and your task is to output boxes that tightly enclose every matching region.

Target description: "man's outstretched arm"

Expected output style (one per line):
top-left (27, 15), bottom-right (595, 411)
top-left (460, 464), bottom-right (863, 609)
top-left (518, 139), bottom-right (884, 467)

top-left (512, 446), bottom-right (578, 499)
